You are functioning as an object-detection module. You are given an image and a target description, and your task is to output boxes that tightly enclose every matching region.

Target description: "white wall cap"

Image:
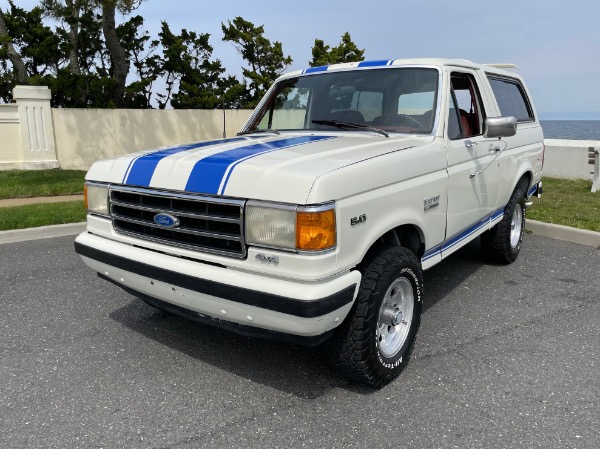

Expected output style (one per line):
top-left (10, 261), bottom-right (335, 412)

top-left (13, 85), bottom-right (52, 101)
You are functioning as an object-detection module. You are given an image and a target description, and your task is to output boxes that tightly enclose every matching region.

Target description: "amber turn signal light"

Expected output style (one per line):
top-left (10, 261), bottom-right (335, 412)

top-left (296, 208), bottom-right (336, 251)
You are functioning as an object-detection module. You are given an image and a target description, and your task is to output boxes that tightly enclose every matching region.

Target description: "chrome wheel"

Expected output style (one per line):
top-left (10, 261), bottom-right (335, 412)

top-left (327, 246), bottom-right (423, 387)
top-left (510, 202), bottom-right (523, 248)
top-left (377, 277), bottom-right (415, 358)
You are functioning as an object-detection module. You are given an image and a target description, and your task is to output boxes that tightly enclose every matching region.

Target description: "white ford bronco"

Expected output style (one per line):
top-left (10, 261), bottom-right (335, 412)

top-left (75, 58), bottom-right (544, 387)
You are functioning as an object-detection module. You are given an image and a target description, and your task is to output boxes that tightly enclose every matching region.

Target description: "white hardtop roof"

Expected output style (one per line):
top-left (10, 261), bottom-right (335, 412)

top-left (278, 58), bottom-right (521, 81)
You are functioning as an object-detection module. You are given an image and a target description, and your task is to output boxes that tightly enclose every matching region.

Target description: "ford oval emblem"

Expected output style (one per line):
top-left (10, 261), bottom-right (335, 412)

top-left (153, 213), bottom-right (180, 228)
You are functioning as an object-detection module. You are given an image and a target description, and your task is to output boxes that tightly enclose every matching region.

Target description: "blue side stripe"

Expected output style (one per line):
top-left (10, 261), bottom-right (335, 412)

top-left (422, 245), bottom-right (442, 261)
top-left (422, 207), bottom-right (505, 262)
top-left (357, 60), bottom-right (392, 68)
top-left (185, 135), bottom-right (335, 195)
top-left (491, 207), bottom-right (505, 221)
top-left (123, 137), bottom-right (248, 187)
top-left (527, 184), bottom-right (537, 197)
top-left (443, 214), bottom-right (491, 253)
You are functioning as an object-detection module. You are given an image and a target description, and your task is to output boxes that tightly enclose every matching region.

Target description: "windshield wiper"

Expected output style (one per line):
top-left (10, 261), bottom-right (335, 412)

top-left (311, 119), bottom-right (389, 138)
top-left (237, 129), bottom-right (281, 136)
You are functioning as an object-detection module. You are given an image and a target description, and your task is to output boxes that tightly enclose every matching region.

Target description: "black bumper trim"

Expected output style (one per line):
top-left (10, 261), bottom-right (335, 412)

top-left (100, 274), bottom-right (332, 347)
top-left (75, 240), bottom-right (356, 319)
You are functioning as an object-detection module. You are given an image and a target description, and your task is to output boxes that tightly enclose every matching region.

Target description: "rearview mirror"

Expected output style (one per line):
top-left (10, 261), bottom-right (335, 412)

top-left (484, 116), bottom-right (517, 138)
top-left (329, 85), bottom-right (356, 98)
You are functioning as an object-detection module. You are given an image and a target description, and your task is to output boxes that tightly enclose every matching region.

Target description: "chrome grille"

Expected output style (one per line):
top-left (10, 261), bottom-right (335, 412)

top-left (109, 185), bottom-right (246, 258)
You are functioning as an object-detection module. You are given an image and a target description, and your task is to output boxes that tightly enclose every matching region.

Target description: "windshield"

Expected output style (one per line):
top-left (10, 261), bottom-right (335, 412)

top-left (246, 67), bottom-right (439, 135)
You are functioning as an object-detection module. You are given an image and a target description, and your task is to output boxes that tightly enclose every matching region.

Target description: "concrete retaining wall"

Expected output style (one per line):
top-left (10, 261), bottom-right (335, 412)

top-left (0, 86), bottom-right (252, 171)
top-left (0, 86), bottom-right (59, 170)
top-left (53, 108), bottom-right (252, 170)
top-left (0, 104), bottom-right (21, 166)
top-left (543, 139), bottom-right (600, 181)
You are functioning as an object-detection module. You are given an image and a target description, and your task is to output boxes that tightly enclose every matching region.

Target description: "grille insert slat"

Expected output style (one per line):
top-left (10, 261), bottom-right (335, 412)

top-left (109, 186), bottom-right (246, 258)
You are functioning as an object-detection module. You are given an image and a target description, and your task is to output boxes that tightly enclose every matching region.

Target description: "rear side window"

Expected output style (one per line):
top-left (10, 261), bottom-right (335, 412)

top-left (487, 76), bottom-right (534, 122)
top-left (348, 90), bottom-right (383, 122)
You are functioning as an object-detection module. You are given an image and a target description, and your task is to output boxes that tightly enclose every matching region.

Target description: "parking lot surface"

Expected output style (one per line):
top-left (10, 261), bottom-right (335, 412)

top-left (1, 234), bottom-right (599, 448)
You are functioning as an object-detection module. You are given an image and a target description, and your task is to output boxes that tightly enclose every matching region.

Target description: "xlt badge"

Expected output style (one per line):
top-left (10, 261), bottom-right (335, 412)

top-left (424, 195), bottom-right (440, 211)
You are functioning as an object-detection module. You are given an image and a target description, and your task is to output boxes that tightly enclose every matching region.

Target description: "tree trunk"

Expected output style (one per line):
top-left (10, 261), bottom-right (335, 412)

top-left (100, 1), bottom-right (128, 105)
top-left (66, 0), bottom-right (81, 75)
top-left (0, 9), bottom-right (28, 84)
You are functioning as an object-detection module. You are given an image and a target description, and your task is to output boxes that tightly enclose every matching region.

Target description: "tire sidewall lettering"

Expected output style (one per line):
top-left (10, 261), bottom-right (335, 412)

top-left (375, 266), bottom-right (422, 371)
top-left (399, 267), bottom-right (422, 303)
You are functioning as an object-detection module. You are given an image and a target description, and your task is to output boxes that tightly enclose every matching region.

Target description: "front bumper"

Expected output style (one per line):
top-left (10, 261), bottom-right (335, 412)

top-left (74, 232), bottom-right (360, 344)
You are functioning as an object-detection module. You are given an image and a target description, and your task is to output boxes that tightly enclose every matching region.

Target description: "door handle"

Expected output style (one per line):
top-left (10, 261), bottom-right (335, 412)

top-left (489, 144), bottom-right (501, 153)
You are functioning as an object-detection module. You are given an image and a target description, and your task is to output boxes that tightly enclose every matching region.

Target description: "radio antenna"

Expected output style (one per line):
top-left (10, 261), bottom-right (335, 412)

top-left (222, 98), bottom-right (226, 138)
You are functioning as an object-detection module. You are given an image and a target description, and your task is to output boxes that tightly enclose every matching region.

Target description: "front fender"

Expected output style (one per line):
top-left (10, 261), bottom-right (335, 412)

top-left (335, 175), bottom-right (447, 273)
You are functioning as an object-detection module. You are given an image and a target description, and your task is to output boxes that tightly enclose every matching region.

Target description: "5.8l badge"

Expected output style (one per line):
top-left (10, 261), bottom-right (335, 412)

top-left (351, 214), bottom-right (367, 226)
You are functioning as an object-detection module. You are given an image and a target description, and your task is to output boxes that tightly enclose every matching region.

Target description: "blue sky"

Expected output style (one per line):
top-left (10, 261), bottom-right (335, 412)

top-left (7, 0), bottom-right (600, 119)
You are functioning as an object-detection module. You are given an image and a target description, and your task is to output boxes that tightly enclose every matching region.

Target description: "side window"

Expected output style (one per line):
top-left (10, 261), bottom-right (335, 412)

top-left (398, 91), bottom-right (435, 114)
top-left (487, 76), bottom-right (534, 122)
top-left (329, 89), bottom-right (383, 122)
top-left (258, 87), bottom-right (310, 130)
top-left (398, 91), bottom-right (436, 132)
top-left (350, 91), bottom-right (383, 122)
top-left (449, 74), bottom-right (485, 139)
top-left (447, 94), bottom-right (461, 140)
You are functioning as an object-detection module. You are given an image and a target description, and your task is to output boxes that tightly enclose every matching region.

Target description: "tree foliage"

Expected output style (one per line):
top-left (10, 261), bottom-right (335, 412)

top-left (310, 32), bottom-right (365, 67)
top-left (222, 16), bottom-right (292, 108)
top-left (1, 3), bottom-right (362, 109)
top-left (155, 22), bottom-right (243, 109)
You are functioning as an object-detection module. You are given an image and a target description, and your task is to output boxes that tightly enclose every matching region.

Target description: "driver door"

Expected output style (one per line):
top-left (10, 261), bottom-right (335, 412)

top-left (444, 71), bottom-right (499, 257)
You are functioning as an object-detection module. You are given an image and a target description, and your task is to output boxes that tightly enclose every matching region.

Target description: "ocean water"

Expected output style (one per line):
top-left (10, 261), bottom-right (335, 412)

top-left (540, 120), bottom-right (600, 140)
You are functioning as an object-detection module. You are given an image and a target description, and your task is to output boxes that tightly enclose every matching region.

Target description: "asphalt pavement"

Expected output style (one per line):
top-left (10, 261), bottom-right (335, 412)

top-left (1, 234), bottom-right (599, 448)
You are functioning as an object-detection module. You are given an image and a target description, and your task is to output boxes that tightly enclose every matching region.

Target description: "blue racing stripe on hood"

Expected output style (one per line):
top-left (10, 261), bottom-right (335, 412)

top-left (123, 137), bottom-right (248, 186)
top-left (185, 135), bottom-right (335, 195)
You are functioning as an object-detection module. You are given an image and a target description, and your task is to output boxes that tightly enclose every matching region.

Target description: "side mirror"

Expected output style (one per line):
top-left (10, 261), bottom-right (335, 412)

top-left (484, 116), bottom-right (517, 138)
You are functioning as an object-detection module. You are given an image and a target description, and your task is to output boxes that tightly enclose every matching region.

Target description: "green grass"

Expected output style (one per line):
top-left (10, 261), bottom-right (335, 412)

top-left (0, 201), bottom-right (86, 231)
top-left (0, 169), bottom-right (86, 199)
top-left (528, 177), bottom-right (600, 232)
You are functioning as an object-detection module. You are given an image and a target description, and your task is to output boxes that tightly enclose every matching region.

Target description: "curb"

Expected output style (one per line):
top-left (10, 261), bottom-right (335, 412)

top-left (526, 220), bottom-right (600, 248)
top-left (0, 222), bottom-right (86, 245)
top-left (0, 195), bottom-right (84, 208)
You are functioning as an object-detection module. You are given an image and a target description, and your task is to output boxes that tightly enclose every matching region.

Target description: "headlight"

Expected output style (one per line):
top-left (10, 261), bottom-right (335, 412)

top-left (84, 182), bottom-right (110, 216)
top-left (246, 201), bottom-right (336, 252)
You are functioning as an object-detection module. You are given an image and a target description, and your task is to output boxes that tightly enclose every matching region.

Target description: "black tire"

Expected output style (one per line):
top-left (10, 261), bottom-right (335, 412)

top-left (481, 186), bottom-right (526, 264)
top-left (326, 246), bottom-right (423, 387)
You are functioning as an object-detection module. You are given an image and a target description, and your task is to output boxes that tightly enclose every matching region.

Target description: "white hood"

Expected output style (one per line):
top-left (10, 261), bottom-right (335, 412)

top-left (86, 132), bottom-right (434, 204)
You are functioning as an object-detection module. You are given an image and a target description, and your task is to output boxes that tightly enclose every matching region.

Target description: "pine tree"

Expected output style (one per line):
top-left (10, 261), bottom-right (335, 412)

top-left (222, 17), bottom-right (292, 108)
top-left (310, 32), bottom-right (365, 67)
